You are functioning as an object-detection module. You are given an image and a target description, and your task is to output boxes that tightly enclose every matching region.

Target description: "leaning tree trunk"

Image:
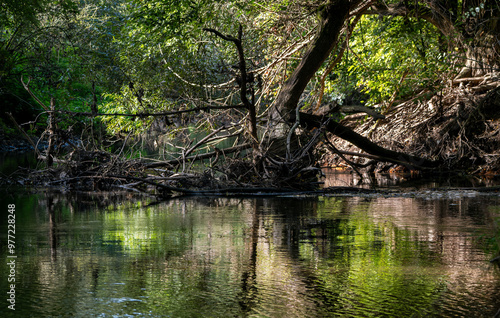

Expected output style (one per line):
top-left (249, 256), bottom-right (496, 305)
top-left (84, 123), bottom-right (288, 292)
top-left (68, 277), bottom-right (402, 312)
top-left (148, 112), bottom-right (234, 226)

top-left (299, 113), bottom-right (440, 169)
top-left (274, 0), bottom-right (351, 120)
top-left (270, 0), bottom-right (440, 169)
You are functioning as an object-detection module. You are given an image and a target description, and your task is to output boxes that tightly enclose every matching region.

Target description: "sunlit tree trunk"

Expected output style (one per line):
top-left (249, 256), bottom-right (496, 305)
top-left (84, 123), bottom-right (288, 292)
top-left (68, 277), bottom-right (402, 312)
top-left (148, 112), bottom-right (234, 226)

top-left (273, 0), bottom-right (352, 119)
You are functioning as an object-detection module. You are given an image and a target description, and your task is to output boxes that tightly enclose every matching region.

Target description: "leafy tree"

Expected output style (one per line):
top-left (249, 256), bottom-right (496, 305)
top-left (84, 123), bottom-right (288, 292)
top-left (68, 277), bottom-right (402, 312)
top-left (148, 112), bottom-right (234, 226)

top-left (0, 0), bottom-right (89, 129)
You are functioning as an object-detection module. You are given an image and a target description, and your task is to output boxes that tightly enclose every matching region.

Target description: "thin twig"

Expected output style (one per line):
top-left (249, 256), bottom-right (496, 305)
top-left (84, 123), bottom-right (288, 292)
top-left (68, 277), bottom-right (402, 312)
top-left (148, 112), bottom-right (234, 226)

top-left (324, 132), bottom-right (364, 179)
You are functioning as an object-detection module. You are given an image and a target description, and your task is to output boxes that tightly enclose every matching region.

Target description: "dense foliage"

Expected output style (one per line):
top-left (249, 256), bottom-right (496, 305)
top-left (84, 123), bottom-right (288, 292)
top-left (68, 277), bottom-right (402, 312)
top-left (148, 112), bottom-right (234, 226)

top-left (0, 0), bottom-right (498, 153)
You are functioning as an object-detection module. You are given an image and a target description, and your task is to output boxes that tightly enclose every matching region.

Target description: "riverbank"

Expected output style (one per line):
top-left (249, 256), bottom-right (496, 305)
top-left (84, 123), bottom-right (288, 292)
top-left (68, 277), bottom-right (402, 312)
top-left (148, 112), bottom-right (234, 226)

top-left (320, 83), bottom-right (500, 175)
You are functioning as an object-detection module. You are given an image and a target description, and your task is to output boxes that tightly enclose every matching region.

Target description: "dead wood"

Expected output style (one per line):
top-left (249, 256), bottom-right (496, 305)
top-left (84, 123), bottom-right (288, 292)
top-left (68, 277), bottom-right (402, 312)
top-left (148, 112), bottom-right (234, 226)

top-left (299, 112), bottom-right (440, 169)
top-left (6, 112), bottom-right (40, 156)
top-left (319, 79), bottom-right (500, 173)
top-left (46, 97), bottom-right (56, 167)
top-left (341, 105), bottom-right (385, 119)
top-left (314, 104), bottom-right (385, 119)
top-left (204, 26), bottom-right (259, 155)
top-left (21, 76), bottom-right (49, 111)
top-left (106, 175), bottom-right (197, 195)
top-left (144, 143), bottom-right (252, 168)
top-left (184, 126), bottom-right (225, 158)
top-left (44, 104), bottom-right (247, 118)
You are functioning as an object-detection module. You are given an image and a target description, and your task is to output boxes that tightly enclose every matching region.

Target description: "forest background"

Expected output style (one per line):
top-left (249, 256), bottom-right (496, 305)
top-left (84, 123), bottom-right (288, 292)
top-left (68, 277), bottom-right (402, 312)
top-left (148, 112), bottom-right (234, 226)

top-left (1, 0), bottom-right (499, 192)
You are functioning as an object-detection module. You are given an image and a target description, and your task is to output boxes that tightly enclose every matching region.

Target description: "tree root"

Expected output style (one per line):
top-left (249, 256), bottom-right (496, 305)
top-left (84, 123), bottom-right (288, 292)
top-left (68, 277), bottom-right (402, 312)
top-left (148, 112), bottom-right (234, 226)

top-left (319, 78), bottom-right (500, 174)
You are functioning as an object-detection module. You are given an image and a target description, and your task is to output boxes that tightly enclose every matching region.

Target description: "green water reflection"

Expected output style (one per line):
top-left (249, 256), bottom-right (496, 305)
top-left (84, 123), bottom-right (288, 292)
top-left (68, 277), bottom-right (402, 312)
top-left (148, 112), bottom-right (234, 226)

top-left (1, 193), bottom-right (499, 317)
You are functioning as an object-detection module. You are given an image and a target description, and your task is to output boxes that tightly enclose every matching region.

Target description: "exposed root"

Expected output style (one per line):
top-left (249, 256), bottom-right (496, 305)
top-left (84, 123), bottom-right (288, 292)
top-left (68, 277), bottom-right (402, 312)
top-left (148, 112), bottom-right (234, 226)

top-left (319, 74), bottom-right (500, 174)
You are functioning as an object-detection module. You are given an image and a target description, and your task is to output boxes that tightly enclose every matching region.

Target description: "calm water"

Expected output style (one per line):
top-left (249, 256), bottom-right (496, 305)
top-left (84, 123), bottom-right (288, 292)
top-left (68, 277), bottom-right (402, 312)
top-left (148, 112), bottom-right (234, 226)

top-left (1, 191), bottom-right (500, 317)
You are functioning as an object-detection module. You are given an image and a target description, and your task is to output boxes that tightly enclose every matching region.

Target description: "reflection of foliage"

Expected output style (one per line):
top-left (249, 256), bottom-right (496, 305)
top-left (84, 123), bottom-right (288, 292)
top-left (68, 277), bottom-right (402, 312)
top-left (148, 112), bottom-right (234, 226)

top-left (3, 194), bottom-right (498, 317)
top-left (101, 206), bottom-right (189, 257)
top-left (298, 197), bottom-right (447, 316)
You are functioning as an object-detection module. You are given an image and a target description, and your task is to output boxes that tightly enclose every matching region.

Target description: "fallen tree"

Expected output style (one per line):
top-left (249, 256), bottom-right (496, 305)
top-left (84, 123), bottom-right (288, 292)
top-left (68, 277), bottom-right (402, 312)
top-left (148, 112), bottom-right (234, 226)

top-left (299, 112), bottom-right (440, 169)
top-left (267, 0), bottom-right (498, 174)
top-left (323, 79), bottom-right (500, 173)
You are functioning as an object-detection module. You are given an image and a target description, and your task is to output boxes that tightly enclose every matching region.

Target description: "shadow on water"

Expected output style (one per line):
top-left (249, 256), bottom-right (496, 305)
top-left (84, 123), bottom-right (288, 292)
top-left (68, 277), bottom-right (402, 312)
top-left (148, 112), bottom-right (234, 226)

top-left (0, 190), bottom-right (499, 317)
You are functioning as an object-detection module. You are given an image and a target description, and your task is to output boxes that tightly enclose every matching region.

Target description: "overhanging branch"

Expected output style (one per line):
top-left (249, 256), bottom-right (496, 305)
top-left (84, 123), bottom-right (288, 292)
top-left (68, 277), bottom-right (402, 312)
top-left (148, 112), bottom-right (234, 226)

top-left (204, 25), bottom-right (259, 152)
top-left (42, 104), bottom-right (247, 118)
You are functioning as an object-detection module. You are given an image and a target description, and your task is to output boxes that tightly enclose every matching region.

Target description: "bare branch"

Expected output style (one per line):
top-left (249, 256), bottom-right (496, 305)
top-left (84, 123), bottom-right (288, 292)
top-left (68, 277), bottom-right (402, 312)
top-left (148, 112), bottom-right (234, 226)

top-left (184, 126), bottom-right (225, 158)
top-left (21, 75), bottom-right (49, 111)
top-left (44, 104), bottom-right (247, 118)
top-left (203, 28), bottom-right (238, 43)
top-left (204, 26), bottom-right (259, 154)
top-left (144, 143), bottom-right (253, 168)
top-left (6, 112), bottom-right (39, 156)
top-left (167, 65), bottom-right (236, 89)
top-left (340, 105), bottom-right (385, 119)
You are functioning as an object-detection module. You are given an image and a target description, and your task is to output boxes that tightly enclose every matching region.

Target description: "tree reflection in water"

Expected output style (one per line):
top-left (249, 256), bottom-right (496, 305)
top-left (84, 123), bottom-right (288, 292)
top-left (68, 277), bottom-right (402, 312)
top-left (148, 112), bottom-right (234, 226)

top-left (0, 192), bottom-right (499, 317)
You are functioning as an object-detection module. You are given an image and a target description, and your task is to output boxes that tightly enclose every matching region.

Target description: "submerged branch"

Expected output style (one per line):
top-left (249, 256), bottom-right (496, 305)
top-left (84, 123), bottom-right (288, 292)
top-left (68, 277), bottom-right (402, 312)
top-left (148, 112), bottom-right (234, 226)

top-left (106, 175), bottom-right (197, 194)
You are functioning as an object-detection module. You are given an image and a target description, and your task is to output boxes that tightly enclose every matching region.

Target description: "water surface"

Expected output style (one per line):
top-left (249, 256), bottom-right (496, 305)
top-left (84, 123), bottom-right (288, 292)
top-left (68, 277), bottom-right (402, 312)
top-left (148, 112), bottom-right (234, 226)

top-left (1, 191), bottom-right (499, 317)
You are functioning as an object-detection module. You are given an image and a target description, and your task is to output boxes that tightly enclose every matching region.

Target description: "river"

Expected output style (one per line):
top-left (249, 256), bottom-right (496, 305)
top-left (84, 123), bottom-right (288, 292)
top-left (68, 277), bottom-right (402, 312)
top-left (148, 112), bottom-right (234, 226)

top-left (1, 187), bottom-right (499, 317)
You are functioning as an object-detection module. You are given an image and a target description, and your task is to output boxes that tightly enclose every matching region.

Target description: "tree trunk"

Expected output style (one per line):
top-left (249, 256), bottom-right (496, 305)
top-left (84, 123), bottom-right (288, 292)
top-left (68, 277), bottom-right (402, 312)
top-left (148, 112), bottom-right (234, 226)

top-left (273, 1), bottom-right (351, 120)
top-left (265, 0), bottom-right (498, 171)
top-left (463, 1), bottom-right (500, 76)
top-left (299, 113), bottom-right (440, 169)
top-left (462, 24), bottom-right (500, 77)
top-left (268, 0), bottom-right (440, 169)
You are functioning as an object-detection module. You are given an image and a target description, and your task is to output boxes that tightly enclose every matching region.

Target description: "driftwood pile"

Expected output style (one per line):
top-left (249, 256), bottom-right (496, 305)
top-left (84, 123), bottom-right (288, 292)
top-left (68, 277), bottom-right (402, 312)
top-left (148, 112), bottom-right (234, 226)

top-left (6, 68), bottom-right (500, 196)
top-left (4, 132), bottom-right (327, 198)
top-left (320, 74), bottom-right (500, 175)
